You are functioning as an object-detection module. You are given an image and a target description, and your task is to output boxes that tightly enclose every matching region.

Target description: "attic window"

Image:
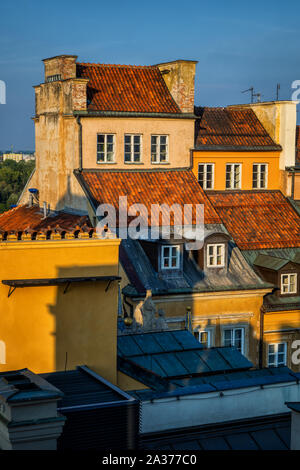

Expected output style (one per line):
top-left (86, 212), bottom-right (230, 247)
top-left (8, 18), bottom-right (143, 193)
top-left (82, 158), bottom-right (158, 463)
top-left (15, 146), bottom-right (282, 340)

top-left (161, 245), bottom-right (180, 270)
top-left (207, 244), bottom-right (225, 267)
top-left (281, 273), bottom-right (297, 294)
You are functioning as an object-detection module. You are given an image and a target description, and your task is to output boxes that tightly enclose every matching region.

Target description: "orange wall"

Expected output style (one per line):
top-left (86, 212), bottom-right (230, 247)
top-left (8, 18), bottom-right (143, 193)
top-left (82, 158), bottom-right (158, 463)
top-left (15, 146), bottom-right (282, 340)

top-left (192, 151), bottom-right (281, 191)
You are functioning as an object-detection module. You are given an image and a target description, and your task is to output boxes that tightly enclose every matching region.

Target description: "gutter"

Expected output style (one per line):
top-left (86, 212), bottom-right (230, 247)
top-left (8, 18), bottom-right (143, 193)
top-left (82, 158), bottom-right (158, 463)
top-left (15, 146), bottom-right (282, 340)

top-left (73, 110), bottom-right (196, 120)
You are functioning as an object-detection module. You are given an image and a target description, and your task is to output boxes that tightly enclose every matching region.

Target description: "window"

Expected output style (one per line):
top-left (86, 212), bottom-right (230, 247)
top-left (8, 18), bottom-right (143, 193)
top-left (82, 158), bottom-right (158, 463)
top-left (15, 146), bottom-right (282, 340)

top-left (253, 164), bottom-right (268, 189)
top-left (281, 273), bottom-right (297, 294)
top-left (151, 135), bottom-right (168, 163)
top-left (268, 343), bottom-right (287, 367)
top-left (194, 330), bottom-right (211, 348)
top-left (161, 245), bottom-right (180, 269)
top-left (124, 134), bottom-right (142, 163)
top-left (226, 164), bottom-right (241, 189)
top-left (198, 163), bottom-right (214, 189)
top-left (97, 134), bottom-right (115, 163)
top-left (223, 328), bottom-right (244, 354)
top-left (207, 244), bottom-right (225, 267)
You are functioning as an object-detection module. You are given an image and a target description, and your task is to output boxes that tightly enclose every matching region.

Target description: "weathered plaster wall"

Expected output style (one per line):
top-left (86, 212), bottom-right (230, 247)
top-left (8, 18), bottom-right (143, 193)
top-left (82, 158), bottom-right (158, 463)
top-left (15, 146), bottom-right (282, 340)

top-left (81, 117), bottom-right (194, 169)
top-left (157, 60), bottom-right (197, 113)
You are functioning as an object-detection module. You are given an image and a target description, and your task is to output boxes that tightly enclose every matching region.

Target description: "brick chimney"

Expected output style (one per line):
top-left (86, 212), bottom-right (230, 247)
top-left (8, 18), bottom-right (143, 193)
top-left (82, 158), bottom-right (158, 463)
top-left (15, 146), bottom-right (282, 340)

top-left (156, 60), bottom-right (198, 113)
top-left (43, 54), bottom-right (77, 82)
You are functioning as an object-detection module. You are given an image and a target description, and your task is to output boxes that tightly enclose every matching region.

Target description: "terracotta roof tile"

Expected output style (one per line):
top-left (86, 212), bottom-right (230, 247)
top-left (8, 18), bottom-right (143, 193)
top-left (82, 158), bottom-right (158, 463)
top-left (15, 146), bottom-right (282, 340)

top-left (207, 190), bottom-right (300, 250)
top-left (0, 205), bottom-right (91, 232)
top-left (76, 63), bottom-right (181, 114)
top-left (195, 107), bottom-right (282, 150)
top-left (76, 169), bottom-right (220, 225)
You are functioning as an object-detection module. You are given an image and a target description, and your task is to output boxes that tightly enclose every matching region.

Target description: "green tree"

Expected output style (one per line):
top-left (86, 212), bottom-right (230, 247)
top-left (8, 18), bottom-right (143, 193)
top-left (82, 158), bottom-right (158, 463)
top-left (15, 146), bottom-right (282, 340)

top-left (0, 159), bottom-right (35, 213)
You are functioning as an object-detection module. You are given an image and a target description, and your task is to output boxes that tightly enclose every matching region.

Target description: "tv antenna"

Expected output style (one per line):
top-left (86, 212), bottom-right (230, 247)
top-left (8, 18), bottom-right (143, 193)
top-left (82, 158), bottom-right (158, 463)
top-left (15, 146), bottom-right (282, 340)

top-left (242, 87), bottom-right (254, 103)
top-left (241, 87), bottom-right (261, 103)
top-left (276, 83), bottom-right (280, 101)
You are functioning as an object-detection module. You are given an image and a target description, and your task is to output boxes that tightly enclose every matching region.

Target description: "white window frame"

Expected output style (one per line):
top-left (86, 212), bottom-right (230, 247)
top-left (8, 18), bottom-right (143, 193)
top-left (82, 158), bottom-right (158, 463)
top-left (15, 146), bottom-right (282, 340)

top-left (226, 163), bottom-right (242, 189)
top-left (151, 135), bottom-right (169, 164)
top-left (194, 329), bottom-right (212, 348)
top-left (223, 327), bottom-right (245, 354)
top-left (124, 134), bottom-right (142, 163)
top-left (198, 163), bottom-right (215, 190)
top-left (161, 245), bottom-right (180, 270)
top-left (253, 163), bottom-right (268, 189)
top-left (207, 243), bottom-right (225, 267)
top-left (268, 343), bottom-right (287, 367)
top-left (281, 273), bottom-right (297, 294)
top-left (96, 133), bottom-right (115, 163)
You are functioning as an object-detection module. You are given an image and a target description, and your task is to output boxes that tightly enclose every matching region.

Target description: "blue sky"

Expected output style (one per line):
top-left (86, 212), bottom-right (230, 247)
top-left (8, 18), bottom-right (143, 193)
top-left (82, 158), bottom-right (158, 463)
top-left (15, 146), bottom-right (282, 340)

top-left (1, 0), bottom-right (300, 150)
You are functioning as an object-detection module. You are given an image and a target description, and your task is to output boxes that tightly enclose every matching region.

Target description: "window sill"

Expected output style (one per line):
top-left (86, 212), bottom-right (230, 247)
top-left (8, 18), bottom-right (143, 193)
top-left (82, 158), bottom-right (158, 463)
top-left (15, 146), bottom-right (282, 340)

top-left (151, 162), bottom-right (170, 165)
top-left (96, 162), bottom-right (117, 165)
top-left (124, 162), bottom-right (144, 165)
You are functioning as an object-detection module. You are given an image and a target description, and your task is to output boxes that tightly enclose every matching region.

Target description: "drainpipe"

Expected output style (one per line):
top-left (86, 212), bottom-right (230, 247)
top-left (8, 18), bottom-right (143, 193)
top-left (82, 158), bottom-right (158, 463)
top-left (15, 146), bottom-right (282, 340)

top-left (259, 304), bottom-right (265, 369)
top-left (292, 170), bottom-right (295, 200)
top-left (76, 115), bottom-right (82, 171)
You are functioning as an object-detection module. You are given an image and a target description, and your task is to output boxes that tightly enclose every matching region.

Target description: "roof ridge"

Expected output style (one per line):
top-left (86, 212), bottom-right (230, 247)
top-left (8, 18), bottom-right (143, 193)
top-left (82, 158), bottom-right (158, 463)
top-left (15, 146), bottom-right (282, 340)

top-left (77, 62), bottom-right (157, 69)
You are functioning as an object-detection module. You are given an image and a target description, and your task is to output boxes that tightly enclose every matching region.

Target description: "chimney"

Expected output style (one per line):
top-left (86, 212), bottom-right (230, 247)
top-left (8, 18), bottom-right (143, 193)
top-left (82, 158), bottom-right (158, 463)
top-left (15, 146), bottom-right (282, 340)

top-left (0, 369), bottom-right (65, 450)
top-left (43, 54), bottom-right (78, 82)
top-left (286, 402), bottom-right (300, 450)
top-left (156, 60), bottom-right (198, 113)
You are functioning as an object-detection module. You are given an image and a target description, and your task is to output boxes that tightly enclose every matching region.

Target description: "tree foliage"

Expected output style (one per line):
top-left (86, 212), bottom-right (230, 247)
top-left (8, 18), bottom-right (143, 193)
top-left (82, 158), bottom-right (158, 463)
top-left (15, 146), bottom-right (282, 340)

top-left (0, 159), bottom-right (35, 213)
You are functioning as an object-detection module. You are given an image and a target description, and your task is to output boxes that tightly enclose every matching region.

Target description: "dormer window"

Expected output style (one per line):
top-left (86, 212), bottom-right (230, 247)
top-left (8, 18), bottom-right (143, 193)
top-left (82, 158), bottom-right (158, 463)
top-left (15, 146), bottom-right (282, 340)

top-left (281, 273), bottom-right (297, 294)
top-left (207, 243), bottom-right (225, 267)
top-left (161, 245), bottom-right (180, 269)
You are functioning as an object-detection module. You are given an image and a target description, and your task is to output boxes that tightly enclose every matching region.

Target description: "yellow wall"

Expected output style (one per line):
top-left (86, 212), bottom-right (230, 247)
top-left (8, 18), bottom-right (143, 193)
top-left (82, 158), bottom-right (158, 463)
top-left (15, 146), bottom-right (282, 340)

top-left (263, 310), bottom-right (300, 371)
top-left (124, 289), bottom-right (270, 368)
top-left (0, 238), bottom-right (120, 384)
top-left (192, 151), bottom-right (280, 191)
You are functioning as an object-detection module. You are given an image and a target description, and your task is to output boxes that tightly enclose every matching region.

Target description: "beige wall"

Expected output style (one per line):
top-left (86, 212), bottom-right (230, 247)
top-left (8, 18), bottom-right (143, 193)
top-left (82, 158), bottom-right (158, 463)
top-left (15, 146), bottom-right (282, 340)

top-left (81, 117), bottom-right (194, 169)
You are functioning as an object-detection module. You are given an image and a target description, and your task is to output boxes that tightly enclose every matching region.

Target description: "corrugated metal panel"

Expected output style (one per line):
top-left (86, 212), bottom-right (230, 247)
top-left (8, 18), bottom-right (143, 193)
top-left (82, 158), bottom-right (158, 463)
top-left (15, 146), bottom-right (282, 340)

top-left (58, 402), bottom-right (140, 450)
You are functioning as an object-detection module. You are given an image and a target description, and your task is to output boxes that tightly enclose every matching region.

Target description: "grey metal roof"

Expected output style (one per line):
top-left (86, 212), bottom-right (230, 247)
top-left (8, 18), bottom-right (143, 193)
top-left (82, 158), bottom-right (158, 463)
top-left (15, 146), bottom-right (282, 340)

top-left (118, 331), bottom-right (253, 384)
top-left (243, 247), bottom-right (300, 267)
top-left (131, 366), bottom-right (299, 401)
top-left (286, 402), bottom-right (300, 413)
top-left (42, 366), bottom-right (134, 409)
top-left (140, 414), bottom-right (291, 450)
top-left (121, 234), bottom-right (269, 298)
top-left (0, 368), bottom-right (63, 403)
top-left (253, 253), bottom-right (290, 271)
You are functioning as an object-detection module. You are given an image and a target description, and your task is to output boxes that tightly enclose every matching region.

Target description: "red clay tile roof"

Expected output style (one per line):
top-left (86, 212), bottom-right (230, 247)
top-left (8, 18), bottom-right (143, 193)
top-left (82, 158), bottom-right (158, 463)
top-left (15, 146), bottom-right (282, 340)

top-left (0, 205), bottom-right (91, 232)
top-left (296, 125), bottom-right (300, 165)
top-left (207, 190), bottom-right (300, 250)
top-left (76, 63), bottom-right (181, 114)
top-left (195, 107), bottom-right (282, 150)
top-left (76, 169), bottom-right (220, 225)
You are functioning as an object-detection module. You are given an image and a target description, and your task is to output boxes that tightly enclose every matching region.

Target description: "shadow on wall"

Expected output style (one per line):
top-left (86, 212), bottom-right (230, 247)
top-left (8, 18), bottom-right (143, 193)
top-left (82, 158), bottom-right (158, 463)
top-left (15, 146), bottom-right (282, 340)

top-left (53, 175), bottom-right (90, 215)
top-left (47, 265), bottom-right (119, 382)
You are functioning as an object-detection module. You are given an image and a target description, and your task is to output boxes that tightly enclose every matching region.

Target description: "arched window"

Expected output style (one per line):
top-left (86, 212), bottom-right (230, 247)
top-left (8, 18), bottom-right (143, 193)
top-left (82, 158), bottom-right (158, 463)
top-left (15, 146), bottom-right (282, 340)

top-left (0, 341), bottom-right (6, 364)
